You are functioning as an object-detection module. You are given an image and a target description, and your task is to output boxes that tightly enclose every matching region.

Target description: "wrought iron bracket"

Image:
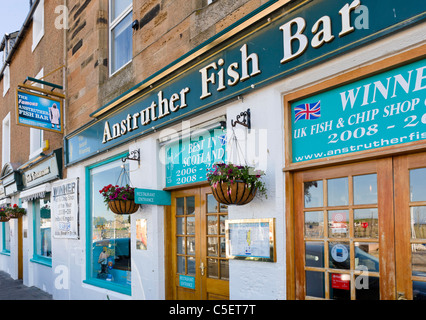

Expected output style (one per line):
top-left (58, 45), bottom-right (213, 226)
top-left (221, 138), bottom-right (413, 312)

top-left (122, 149), bottom-right (140, 165)
top-left (231, 108), bottom-right (251, 130)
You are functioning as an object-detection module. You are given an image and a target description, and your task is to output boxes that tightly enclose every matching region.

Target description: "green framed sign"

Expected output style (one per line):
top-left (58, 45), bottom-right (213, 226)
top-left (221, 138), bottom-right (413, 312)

top-left (165, 128), bottom-right (227, 188)
top-left (291, 59), bottom-right (426, 163)
top-left (135, 189), bottom-right (171, 205)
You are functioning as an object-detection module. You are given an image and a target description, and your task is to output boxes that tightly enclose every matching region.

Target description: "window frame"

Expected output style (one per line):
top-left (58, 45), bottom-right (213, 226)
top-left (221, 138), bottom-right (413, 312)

top-left (32, 0), bottom-right (45, 52)
top-left (83, 151), bottom-right (131, 295)
top-left (1, 221), bottom-right (10, 255)
top-left (108, 0), bottom-right (133, 76)
top-left (2, 65), bottom-right (9, 96)
top-left (2, 113), bottom-right (11, 168)
top-left (31, 196), bottom-right (52, 267)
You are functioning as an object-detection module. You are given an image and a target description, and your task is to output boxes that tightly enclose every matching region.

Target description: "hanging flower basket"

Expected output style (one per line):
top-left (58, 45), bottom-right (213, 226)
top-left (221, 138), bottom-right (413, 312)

top-left (0, 208), bottom-right (10, 222)
top-left (211, 181), bottom-right (257, 205)
top-left (99, 184), bottom-right (139, 215)
top-left (207, 163), bottom-right (267, 206)
top-left (7, 204), bottom-right (26, 219)
top-left (108, 200), bottom-right (139, 215)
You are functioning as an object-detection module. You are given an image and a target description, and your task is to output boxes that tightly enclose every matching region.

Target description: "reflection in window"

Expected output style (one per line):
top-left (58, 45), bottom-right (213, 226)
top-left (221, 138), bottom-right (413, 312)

top-left (306, 271), bottom-right (325, 298)
top-left (110, 0), bottom-right (132, 74)
top-left (410, 168), bottom-right (426, 202)
top-left (354, 209), bottom-right (379, 238)
top-left (353, 174), bottom-right (377, 205)
top-left (411, 207), bottom-right (426, 239)
top-left (304, 211), bottom-right (323, 238)
top-left (413, 281), bottom-right (426, 300)
top-left (328, 210), bottom-right (349, 238)
top-left (355, 242), bottom-right (379, 272)
top-left (304, 180), bottom-right (323, 208)
top-left (35, 196), bottom-right (51, 259)
top-left (89, 158), bottom-right (131, 288)
top-left (328, 177), bottom-right (348, 206)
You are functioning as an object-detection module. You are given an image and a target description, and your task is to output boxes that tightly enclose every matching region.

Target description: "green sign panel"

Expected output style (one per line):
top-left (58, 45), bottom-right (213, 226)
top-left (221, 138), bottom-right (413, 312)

top-left (65, 0), bottom-right (426, 165)
top-left (179, 275), bottom-right (195, 289)
top-left (291, 59), bottom-right (426, 163)
top-left (135, 188), bottom-right (171, 205)
top-left (165, 128), bottom-right (227, 188)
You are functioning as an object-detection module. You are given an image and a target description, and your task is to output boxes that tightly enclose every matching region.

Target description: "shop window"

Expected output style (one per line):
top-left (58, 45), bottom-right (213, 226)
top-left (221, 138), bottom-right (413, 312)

top-left (109, 0), bottom-right (132, 75)
top-left (32, 0), bottom-right (44, 52)
top-left (32, 195), bottom-right (52, 266)
top-left (85, 154), bottom-right (131, 295)
top-left (1, 221), bottom-right (10, 254)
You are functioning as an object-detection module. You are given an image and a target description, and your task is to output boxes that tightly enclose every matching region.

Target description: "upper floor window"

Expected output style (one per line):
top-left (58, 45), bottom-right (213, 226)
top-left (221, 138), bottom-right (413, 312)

top-left (109, 0), bottom-right (133, 75)
top-left (32, 0), bottom-right (44, 52)
top-left (2, 66), bottom-right (9, 96)
top-left (2, 113), bottom-right (10, 168)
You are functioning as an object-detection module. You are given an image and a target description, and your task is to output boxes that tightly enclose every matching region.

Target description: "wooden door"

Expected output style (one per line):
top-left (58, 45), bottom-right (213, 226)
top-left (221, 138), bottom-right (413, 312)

top-left (394, 152), bottom-right (426, 300)
top-left (170, 187), bottom-right (229, 300)
top-left (294, 158), bottom-right (395, 300)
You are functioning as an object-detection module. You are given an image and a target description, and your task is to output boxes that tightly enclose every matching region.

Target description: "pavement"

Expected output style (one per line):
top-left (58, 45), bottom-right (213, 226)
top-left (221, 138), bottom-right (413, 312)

top-left (0, 271), bottom-right (53, 300)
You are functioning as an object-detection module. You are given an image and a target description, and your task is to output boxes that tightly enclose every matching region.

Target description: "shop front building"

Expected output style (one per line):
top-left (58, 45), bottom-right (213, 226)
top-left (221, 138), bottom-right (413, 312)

top-left (60, 0), bottom-right (426, 300)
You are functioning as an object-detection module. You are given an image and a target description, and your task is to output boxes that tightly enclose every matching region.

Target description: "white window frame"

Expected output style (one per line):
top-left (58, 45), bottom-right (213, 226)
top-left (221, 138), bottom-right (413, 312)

top-left (2, 65), bottom-right (9, 96)
top-left (2, 113), bottom-right (11, 168)
top-left (32, 0), bottom-right (45, 52)
top-left (109, 0), bottom-right (133, 76)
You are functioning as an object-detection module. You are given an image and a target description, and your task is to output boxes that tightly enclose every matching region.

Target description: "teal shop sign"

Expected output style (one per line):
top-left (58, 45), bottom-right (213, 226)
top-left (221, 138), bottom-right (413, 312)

top-left (135, 188), bottom-right (171, 205)
top-left (179, 275), bottom-right (195, 289)
top-left (291, 59), bottom-right (426, 163)
top-left (165, 128), bottom-right (227, 188)
top-left (65, 0), bottom-right (426, 165)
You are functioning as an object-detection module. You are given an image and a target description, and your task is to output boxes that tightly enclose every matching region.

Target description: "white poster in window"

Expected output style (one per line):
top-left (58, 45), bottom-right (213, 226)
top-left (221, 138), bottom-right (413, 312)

top-left (52, 178), bottom-right (79, 239)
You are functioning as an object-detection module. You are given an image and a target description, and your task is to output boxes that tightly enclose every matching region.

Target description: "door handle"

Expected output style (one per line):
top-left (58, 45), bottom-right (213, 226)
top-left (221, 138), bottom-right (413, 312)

top-left (199, 262), bottom-right (205, 276)
top-left (397, 292), bottom-right (407, 300)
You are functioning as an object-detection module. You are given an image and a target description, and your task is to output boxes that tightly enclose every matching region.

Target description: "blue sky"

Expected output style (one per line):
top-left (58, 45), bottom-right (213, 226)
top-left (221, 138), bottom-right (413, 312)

top-left (0, 1), bottom-right (31, 39)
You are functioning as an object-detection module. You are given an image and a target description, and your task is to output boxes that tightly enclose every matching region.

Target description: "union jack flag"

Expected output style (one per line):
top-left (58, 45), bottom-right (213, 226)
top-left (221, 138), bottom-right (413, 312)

top-left (294, 101), bottom-right (321, 123)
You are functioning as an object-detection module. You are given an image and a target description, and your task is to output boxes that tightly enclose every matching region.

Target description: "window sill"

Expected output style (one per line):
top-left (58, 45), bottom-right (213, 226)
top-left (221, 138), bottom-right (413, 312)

top-left (0, 250), bottom-right (10, 256)
top-left (83, 278), bottom-right (131, 296)
top-left (109, 59), bottom-right (132, 78)
top-left (30, 255), bottom-right (52, 267)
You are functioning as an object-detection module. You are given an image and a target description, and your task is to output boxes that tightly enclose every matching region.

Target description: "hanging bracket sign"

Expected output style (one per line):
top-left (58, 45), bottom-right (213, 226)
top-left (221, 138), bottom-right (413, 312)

top-left (16, 86), bottom-right (64, 133)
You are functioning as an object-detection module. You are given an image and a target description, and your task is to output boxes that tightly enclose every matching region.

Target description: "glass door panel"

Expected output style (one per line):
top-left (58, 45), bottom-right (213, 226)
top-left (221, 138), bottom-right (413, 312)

top-left (295, 159), bottom-right (393, 300)
top-left (394, 154), bottom-right (426, 300)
